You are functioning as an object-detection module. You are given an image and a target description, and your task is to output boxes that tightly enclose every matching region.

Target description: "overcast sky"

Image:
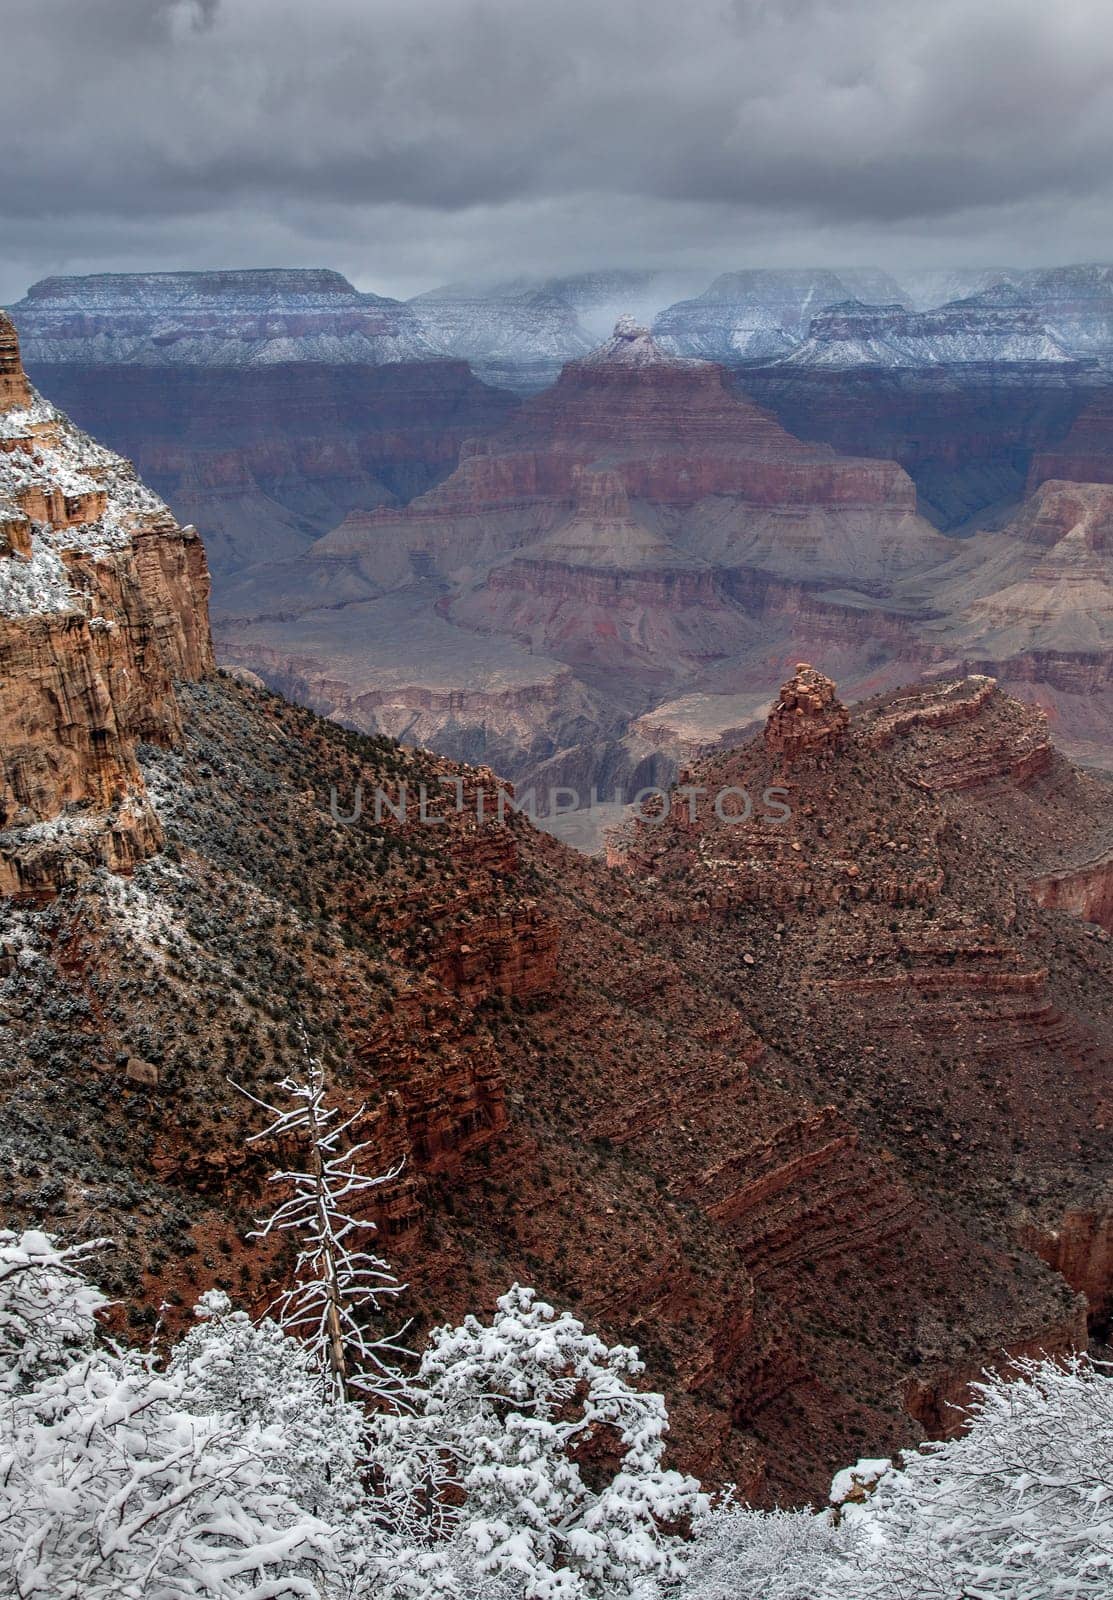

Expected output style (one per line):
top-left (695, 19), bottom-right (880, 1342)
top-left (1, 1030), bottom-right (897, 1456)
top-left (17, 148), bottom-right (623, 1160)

top-left (3, 0), bottom-right (1113, 304)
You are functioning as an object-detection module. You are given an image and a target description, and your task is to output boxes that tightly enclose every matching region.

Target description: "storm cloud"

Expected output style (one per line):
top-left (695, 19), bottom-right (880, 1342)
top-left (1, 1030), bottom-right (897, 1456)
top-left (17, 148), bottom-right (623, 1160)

top-left (2, 0), bottom-right (1113, 301)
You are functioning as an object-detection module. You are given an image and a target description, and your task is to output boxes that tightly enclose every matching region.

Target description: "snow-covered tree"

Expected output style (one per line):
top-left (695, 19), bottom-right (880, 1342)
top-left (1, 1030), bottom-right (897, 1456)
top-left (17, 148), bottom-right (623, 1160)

top-left (234, 1033), bottom-right (409, 1405)
top-left (371, 1285), bottom-right (706, 1599)
top-left (0, 1229), bottom-right (340, 1600)
top-left (828, 1353), bottom-right (1113, 1600)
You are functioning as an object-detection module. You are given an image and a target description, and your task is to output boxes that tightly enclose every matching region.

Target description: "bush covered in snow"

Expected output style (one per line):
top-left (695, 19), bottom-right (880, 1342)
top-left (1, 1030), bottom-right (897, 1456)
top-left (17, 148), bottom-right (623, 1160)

top-left (371, 1284), bottom-right (706, 1599)
top-left (0, 1231), bottom-right (699, 1598)
top-left (4, 1221), bottom-right (1113, 1598)
top-left (824, 1353), bottom-right (1113, 1600)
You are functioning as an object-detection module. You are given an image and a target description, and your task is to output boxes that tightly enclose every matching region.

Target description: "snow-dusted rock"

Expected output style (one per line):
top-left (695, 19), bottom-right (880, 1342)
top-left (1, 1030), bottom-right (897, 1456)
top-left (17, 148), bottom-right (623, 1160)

top-left (10, 268), bottom-right (437, 368)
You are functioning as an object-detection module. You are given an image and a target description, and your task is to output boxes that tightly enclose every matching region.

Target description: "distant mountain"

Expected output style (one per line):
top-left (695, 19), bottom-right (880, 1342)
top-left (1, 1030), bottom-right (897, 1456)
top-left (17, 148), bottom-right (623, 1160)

top-left (405, 269), bottom-right (701, 389)
top-left (898, 267), bottom-right (1021, 310)
top-left (10, 268), bottom-right (436, 367)
top-left (777, 288), bottom-right (1078, 370)
top-left (406, 283), bottom-right (594, 391)
top-left (651, 268), bottom-right (909, 362)
top-left (1014, 264), bottom-right (1113, 357)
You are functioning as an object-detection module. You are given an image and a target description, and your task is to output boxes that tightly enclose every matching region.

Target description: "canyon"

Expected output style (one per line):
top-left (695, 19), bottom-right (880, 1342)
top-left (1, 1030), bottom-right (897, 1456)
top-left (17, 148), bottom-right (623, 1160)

top-left (4, 318), bottom-right (1113, 1503)
top-left (13, 262), bottom-right (1113, 811)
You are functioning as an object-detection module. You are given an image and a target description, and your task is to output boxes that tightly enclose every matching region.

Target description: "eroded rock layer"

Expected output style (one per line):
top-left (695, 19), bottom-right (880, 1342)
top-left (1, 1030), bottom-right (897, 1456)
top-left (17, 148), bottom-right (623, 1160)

top-left (0, 312), bottom-right (212, 896)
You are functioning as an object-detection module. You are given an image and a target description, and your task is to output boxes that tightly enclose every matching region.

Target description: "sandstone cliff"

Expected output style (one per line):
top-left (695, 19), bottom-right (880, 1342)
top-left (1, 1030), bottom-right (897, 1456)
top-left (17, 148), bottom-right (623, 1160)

top-left (0, 312), bottom-right (213, 897)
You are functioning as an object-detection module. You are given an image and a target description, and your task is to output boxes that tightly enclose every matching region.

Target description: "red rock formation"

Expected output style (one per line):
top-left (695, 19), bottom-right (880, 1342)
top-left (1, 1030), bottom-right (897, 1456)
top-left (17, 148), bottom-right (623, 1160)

top-left (763, 663), bottom-right (850, 762)
top-left (0, 312), bottom-right (213, 897)
top-left (1029, 848), bottom-right (1113, 932)
top-left (0, 313), bottom-right (31, 411)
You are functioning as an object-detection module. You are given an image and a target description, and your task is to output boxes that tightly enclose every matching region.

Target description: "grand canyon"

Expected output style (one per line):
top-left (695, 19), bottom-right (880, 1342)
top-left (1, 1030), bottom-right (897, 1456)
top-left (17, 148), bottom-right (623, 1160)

top-left (5, 0), bottom-right (1113, 1591)
top-left (12, 264), bottom-right (1113, 822)
top-left (4, 270), bottom-right (1113, 1504)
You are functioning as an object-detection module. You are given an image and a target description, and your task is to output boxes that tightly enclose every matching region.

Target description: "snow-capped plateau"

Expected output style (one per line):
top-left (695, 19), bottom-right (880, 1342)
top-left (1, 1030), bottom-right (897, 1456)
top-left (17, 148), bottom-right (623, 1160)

top-left (775, 291), bottom-right (1080, 370)
top-left (10, 269), bottom-right (438, 367)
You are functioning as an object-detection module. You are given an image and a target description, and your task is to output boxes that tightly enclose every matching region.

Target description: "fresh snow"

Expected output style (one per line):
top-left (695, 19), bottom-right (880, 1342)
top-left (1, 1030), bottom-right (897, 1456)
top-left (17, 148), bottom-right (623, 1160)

top-left (0, 383), bottom-right (173, 618)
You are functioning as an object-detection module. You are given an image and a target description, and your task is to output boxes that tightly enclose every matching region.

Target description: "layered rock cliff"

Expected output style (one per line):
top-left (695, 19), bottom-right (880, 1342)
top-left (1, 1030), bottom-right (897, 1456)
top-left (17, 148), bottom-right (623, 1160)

top-left (0, 311), bottom-right (212, 897)
top-left (10, 269), bottom-right (436, 367)
top-left (225, 321), bottom-right (936, 790)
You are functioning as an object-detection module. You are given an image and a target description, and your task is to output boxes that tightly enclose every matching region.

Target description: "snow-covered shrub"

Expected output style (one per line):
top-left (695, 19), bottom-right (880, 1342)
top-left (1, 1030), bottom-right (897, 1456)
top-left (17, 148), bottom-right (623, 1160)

top-left (0, 1228), bottom-right (107, 1391)
top-left (829, 1353), bottom-right (1113, 1600)
top-left (0, 1231), bottom-right (338, 1599)
top-left (169, 1288), bottom-right (367, 1521)
top-left (371, 1284), bottom-right (706, 1599)
top-left (663, 1499), bottom-right (851, 1600)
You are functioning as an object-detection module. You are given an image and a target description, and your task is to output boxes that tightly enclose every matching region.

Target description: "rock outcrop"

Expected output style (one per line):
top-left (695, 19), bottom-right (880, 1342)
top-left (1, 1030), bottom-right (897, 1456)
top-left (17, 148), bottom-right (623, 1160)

top-left (0, 311), bottom-right (212, 897)
top-left (763, 663), bottom-right (850, 762)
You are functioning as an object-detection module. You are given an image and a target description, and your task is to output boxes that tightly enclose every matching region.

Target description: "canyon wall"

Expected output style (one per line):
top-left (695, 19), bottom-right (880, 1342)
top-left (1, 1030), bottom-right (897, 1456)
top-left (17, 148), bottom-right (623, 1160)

top-left (0, 311), bottom-right (213, 897)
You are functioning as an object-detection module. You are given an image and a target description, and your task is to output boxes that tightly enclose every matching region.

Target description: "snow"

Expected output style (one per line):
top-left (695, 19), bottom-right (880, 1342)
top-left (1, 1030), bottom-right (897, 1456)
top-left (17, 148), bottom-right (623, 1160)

top-left (11, 270), bottom-right (437, 368)
top-left (0, 383), bottom-right (174, 618)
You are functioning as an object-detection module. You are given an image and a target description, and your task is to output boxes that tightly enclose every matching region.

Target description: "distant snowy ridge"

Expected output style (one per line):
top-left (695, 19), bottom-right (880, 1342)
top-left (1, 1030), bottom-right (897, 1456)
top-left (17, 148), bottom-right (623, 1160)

top-left (12, 261), bottom-right (1113, 379)
top-left (777, 293), bottom-right (1079, 370)
top-left (10, 269), bottom-right (439, 368)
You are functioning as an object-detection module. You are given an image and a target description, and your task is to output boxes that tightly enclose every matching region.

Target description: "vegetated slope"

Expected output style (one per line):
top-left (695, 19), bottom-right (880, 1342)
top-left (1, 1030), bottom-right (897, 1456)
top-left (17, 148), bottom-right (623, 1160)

top-left (3, 663), bottom-right (1112, 1504)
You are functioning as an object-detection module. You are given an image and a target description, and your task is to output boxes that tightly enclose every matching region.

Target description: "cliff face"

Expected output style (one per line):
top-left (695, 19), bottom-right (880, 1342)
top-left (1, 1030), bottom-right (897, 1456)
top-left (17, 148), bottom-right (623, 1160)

top-left (0, 311), bottom-right (213, 897)
top-left (777, 289), bottom-right (1078, 370)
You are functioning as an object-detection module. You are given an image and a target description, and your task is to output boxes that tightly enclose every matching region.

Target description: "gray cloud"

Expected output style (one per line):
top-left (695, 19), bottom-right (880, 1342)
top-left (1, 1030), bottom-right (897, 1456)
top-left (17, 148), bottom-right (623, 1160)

top-left (3, 0), bottom-right (1113, 302)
